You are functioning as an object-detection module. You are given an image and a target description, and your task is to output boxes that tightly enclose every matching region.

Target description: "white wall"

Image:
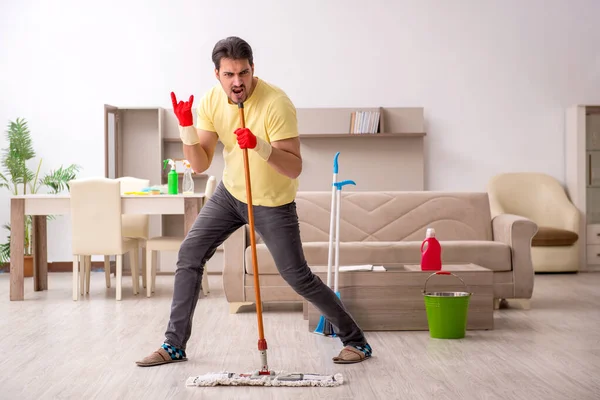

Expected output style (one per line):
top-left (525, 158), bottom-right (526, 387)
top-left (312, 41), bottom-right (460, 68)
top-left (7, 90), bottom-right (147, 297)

top-left (1, 0), bottom-right (599, 262)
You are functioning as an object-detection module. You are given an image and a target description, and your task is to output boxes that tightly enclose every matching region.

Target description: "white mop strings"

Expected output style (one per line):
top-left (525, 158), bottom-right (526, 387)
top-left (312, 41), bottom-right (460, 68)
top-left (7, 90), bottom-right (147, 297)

top-left (186, 371), bottom-right (344, 387)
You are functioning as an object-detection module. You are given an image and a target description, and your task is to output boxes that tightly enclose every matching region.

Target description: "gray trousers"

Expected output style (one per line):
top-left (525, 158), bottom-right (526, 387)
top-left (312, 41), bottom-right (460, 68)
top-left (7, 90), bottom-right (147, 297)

top-left (164, 181), bottom-right (366, 350)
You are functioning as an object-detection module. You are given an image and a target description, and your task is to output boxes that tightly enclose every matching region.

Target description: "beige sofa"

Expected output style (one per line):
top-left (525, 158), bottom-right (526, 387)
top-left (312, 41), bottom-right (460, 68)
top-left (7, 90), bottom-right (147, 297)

top-left (222, 191), bottom-right (538, 312)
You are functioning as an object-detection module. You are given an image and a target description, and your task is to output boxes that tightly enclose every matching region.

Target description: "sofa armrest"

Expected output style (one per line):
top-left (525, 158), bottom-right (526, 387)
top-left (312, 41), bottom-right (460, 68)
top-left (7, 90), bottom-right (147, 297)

top-left (492, 214), bottom-right (538, 299)
top-left (223, 224), bottom-right (248, 303)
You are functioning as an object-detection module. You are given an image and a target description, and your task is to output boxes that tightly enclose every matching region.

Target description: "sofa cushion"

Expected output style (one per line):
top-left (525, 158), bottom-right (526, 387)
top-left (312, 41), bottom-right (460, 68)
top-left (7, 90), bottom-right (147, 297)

top-left (532, 226), bottom-right (578, 246)
top-left (245, 240), bottom-right (512, 275)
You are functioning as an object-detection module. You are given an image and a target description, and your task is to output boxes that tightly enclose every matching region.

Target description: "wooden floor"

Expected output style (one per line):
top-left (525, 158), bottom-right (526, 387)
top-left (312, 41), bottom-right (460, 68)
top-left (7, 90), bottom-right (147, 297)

top-left (1, 272), bottom-right (599, 400)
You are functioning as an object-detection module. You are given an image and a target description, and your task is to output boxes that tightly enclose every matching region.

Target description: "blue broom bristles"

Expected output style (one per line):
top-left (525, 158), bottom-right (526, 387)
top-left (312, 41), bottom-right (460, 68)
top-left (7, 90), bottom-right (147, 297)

top-left (313, 291), bottom-right (342, 337)
top-left (314, 315), bottom-right (327, 335)
top-left (314, 315), bottom-right (336, 337)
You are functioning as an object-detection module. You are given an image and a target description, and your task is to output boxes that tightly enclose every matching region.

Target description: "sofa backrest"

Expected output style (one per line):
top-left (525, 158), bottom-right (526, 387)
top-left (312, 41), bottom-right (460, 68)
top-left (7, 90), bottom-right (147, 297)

top-left (294, 191), bottom-right (493, 242)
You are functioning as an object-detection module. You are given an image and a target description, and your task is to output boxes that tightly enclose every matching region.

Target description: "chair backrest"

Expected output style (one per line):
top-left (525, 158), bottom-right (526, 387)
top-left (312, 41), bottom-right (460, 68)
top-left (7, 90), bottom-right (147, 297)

top-left (487, 172), bottom-right (572, 223)
top-left (69, 177), bottom-right (124, 255)
top-left (117, 176), bottom-right (150, 239)
top-left (205, 176), bottom-right (217, 199)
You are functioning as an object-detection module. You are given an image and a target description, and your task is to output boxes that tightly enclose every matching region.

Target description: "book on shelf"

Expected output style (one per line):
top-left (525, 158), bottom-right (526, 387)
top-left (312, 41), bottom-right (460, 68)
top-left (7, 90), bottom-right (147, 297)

top-left (349, 109), bottom-right (381, 134)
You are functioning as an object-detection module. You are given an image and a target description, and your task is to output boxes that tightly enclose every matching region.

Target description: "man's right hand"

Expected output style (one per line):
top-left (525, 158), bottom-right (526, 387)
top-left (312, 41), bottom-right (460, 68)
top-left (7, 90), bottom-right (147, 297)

top-left (171, 92), bottom-right (199, 146)
top-left (171, 92), bottom-right (194, 127)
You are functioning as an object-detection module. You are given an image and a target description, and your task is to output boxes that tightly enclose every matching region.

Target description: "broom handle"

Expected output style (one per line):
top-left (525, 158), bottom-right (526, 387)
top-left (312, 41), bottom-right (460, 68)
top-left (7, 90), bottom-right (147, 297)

top-left (327, 152), bottom-right (340, 289)
top-left (238, 103), bottom-right (269, 371)
top-left (326, 175), bottom-right (336, 288)
top-left (334, 187), bottom-right (341, 293)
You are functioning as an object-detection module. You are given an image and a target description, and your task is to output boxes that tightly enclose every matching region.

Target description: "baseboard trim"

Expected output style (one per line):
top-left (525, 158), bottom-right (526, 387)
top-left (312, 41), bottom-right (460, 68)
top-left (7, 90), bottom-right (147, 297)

top-left (582, 265), bottom-right (600, 273)
top-left (0, 261), bottom-right (110, 274)
top-left (0, 262), bottom-right (221, 275)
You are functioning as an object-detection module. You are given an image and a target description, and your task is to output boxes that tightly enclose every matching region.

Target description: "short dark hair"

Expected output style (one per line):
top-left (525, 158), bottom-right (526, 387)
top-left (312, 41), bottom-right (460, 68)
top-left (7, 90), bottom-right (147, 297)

top-left (212, 36), bottom-right (254, 70)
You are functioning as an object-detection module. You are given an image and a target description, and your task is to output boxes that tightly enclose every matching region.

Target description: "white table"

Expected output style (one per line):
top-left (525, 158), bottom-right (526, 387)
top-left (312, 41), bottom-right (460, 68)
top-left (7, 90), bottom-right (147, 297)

top-left (9, 193), bottom-right (205, 301)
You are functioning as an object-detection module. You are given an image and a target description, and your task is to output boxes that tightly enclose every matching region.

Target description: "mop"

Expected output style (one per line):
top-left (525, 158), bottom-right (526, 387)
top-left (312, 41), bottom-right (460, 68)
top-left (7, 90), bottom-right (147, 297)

top-left (186, 102), bottom-right (344, 388)
top-left (314, 152), bottom-right (356, 337)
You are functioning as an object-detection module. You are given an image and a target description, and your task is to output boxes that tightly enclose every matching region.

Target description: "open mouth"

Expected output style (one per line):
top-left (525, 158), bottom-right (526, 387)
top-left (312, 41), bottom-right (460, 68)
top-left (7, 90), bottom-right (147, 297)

top-left (232, 87), bottom-right (244, 96)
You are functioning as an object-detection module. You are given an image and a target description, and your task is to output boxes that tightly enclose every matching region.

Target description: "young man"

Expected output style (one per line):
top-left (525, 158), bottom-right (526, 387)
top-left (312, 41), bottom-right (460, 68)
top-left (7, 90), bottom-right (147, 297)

top-left (136, 36), bottom-right (372, 367)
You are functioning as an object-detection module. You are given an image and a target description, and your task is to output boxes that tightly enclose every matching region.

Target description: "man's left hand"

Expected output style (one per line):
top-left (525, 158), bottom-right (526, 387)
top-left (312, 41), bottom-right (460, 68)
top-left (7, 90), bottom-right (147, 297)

top-left (234, 128), bottom-right (257, 149)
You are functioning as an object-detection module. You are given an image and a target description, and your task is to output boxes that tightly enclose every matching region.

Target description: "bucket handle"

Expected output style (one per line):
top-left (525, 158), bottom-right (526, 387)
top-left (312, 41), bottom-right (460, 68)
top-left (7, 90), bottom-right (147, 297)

top-left (422, 271), bottom-right (469, 294)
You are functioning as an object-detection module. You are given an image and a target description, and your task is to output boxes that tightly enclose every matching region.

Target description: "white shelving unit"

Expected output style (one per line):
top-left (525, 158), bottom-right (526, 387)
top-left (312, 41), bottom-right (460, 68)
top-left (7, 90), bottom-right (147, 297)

top-left (565, 105), bottom-right (600, 271)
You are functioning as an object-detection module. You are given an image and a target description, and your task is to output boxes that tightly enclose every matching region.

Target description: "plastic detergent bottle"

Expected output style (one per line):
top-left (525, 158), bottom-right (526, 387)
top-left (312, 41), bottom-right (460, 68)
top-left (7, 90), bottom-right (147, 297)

top-left (182, 160), bottom-right (194, 194)
top-left (420, 227), bottom-right (442, 271)
top-left (163, 159), bottom-right (178, 195)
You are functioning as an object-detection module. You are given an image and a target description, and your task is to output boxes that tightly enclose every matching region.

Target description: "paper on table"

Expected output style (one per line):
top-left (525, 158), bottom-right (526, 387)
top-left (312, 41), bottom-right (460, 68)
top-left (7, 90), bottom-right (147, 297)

top-left (338, 265), bottom-right (388, 272)
top-left (339, 265), bottom-right (373, 271)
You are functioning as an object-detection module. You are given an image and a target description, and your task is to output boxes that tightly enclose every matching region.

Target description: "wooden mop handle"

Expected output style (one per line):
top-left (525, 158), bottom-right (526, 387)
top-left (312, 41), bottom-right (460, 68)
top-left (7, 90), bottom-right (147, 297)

top-left (238, 103), bottom-right (268, 354)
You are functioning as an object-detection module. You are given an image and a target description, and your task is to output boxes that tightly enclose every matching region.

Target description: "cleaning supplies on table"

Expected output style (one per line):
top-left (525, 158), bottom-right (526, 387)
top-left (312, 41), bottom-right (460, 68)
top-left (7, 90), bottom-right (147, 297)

top-left (145, 185), bottom-right (166, 195)
top-left (420, 227), bottom-right (442, 271)
top-left (125, 185), bottom-right (168, 195)
top-left (163, 159), bottom-right (178, 195)
top-left (182, 160), bottom-right (194, 194)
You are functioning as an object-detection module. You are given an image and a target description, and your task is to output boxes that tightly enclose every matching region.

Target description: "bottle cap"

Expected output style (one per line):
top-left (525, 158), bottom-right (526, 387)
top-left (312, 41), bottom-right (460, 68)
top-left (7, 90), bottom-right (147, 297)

top-left (426, 228), bottom-right (436, 238)
top-left (163, 159), bottom-right (176, 171)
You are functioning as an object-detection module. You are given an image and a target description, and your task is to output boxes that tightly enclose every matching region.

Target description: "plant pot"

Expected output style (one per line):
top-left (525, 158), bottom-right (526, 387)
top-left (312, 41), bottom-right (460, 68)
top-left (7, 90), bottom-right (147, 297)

top-left (24, 255), bottom-right (33, 278)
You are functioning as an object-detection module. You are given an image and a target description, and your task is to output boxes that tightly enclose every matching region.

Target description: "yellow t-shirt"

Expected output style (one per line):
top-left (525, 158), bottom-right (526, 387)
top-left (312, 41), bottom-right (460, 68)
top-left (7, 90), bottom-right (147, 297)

top-left (195, 78), bottom-right (299, 207)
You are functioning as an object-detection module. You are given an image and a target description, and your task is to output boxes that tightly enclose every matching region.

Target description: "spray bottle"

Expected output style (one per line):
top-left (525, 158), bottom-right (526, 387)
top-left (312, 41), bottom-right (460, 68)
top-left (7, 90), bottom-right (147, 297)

top-left (182, 159), bottom-right (194, 194)
top-left (163, 159), bottom-right (178, 195)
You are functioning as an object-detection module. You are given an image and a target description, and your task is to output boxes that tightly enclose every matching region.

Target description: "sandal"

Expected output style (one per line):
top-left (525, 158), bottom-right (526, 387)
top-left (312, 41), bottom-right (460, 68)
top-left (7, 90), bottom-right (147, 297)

top-left (136, 347), bottom-right (188, 367)
top-left (332, 345), bottom-right (372, 364)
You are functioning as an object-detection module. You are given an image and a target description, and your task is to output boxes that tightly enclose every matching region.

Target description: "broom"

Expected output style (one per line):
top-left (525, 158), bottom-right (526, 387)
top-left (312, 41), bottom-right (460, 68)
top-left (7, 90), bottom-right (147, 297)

top-left (314, 152), bottom-right (356, 338)
top-left (314, 152), bottom-right (340, 337)
top-left (321, 178), bottom-right (357, 338)
top-left (186, 102), bottom-right (344, 388)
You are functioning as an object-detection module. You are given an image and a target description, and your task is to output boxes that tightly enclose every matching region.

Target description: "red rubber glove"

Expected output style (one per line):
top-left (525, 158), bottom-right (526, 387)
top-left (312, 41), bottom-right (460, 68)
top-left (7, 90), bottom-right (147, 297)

top-left (234, 128), bottom-right (257, 149)
top-left (171, 92), bottom-right (194, 127)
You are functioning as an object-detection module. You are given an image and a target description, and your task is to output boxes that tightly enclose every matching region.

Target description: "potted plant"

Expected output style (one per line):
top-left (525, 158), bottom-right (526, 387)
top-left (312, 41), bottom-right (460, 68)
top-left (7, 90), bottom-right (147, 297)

top-left (0, 117), bottom-right (81, 276)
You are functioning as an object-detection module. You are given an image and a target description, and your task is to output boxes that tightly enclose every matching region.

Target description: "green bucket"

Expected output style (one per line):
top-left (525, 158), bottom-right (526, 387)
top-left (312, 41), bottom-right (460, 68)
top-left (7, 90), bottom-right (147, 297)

top-left (422, 271), bottom-right (472, 339)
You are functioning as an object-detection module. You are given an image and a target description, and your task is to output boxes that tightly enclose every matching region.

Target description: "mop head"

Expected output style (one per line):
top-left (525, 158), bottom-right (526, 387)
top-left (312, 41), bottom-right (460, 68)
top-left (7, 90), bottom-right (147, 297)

top-left (186, 370), bottom-right (344, 387)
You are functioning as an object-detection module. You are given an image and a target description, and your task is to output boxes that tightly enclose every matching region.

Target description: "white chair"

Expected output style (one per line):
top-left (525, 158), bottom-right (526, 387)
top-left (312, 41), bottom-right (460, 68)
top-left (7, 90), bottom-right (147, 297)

top-left (116, 176), bottom-right (150, 288)
top-left (145, 176), bottom-right (217, 297)
top-left (487, 172), bottom-right (580, 272)
top-left (70, 177), bottom-right (140, 300)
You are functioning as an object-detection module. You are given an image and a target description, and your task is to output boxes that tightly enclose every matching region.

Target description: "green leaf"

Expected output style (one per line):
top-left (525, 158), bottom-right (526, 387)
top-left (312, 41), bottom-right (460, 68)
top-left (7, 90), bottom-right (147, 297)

top-left (40, 163), bottom-right (81, 194)
top-left (28, 159), bottom-right (42, 194)
top-left (0, 223), bottom-right (10, 264)
top-left (0, 242), bottom-right (9, 264)
top-left (0, 172), bottom-right (9, 191)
